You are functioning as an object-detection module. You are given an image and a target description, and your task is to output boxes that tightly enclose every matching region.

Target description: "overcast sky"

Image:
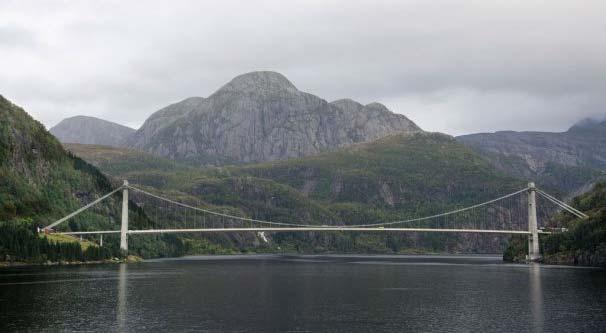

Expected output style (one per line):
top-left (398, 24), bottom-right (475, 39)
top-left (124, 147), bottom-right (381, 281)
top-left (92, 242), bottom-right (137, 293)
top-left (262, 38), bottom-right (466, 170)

top-left (1, 1), bottom-right (604, 135)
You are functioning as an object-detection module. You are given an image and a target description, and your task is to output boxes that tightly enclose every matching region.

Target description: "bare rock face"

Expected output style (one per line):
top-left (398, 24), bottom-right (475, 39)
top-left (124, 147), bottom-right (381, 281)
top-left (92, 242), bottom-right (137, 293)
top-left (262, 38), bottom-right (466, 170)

top-left (457, 119), bottom-right (606, 194)
top-left (50, 116), bottom-right (135, 148)
top-left (329, 99), bottom-right (421, 143)
top-left (457, 120), bottom-right (606, 171)
top-left (127, 71), bottom-right (421, 165)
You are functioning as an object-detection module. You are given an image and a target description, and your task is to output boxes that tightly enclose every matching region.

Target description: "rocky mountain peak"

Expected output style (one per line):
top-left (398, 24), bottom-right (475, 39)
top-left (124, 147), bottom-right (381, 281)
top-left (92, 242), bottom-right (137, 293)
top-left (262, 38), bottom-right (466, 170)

top-left (147, 97), bottom-right (205, 121)
top-left (365, 102), bottom-right (390, 112)
top-left (213, 71), bottom-right (298, 95)
top-left (50, 115), bottom-right (135, 148)
top-left (330, 99), bottom-right (364, 112)
top-left (119, 71), bottom-right (423, 165)
top-left (568, 117), bottom-right (606, 134)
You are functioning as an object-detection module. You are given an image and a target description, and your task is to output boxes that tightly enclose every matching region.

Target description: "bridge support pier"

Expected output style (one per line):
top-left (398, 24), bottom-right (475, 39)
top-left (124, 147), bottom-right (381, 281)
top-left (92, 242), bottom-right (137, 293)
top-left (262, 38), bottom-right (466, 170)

top-left (120, 180), bottom-right (129, 252)
top-left (528, 182), bottom-right (541, 262)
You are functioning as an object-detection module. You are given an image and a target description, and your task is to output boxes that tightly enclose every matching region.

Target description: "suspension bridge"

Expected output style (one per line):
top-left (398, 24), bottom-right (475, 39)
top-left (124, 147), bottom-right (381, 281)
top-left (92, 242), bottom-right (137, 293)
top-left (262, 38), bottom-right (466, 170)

top-left (42, 181), bottom-right (588, 261)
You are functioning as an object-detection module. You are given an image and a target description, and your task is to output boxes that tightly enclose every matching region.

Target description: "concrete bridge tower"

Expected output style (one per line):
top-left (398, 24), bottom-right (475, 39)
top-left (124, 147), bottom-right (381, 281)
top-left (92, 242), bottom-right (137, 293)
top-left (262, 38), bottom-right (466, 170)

top-left (120, 180), bottom-right (129, 252)
top-left (528, 182), bottom-right (540, 261)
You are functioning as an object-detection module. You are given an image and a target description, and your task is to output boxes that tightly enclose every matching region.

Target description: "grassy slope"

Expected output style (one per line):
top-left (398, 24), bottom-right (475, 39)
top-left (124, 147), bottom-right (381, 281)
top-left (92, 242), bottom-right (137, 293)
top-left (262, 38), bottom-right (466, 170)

top-left (233, 133), bottom-right (523, 217)
top-left (44, 233), bottom-right (96, 251)
top-left (64, 143), bottom-right (204, 189)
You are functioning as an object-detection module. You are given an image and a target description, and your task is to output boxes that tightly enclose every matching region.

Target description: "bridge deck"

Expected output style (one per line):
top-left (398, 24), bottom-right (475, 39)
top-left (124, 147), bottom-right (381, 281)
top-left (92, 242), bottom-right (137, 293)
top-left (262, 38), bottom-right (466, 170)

top-left (56, 227), bottom-right (539, 236)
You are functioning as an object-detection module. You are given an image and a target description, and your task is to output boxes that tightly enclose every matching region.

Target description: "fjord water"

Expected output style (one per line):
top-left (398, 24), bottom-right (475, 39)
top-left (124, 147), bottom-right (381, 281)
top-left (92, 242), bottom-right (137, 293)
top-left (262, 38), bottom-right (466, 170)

top-left (1, 255), bottom-right (605, 332)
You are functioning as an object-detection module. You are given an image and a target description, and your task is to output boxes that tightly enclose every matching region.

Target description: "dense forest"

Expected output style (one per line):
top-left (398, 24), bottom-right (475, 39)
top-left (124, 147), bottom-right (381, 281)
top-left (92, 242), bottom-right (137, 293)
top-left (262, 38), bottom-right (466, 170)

top-left (542, 182), bottom-right (606, 266)
top-left (0, 221), bottom-right (113, 263)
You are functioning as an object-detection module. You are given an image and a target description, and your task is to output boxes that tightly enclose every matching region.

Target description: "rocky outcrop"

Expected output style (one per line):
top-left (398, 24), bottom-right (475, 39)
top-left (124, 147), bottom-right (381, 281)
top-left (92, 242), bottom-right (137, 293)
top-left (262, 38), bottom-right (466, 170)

top-left (543, 245), bottom-right (606, 267)
top-left (50, 116), bottom-right (135, 147)
top-left (127, 71), bottom-right (421, 165)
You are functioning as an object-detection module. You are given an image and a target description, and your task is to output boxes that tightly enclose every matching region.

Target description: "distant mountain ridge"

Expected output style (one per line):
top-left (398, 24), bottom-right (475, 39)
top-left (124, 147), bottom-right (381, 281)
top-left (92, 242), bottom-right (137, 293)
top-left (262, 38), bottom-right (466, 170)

top-left (50, 115), bottom-right (135, 147)
top-left (457, 119), bottom-right (606, 195)
top-left (568, 117), bottom-right (606, 134)
top-left (126, 71), bottom-right (422, 165)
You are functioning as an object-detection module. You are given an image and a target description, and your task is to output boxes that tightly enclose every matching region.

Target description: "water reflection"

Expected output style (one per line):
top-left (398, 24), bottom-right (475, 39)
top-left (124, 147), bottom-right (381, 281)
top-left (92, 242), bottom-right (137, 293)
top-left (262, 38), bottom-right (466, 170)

top-left (1, 256), bottom-right (605, 332)
top-left (529, 263), bottom-right (543, 332)
top-left (117, 264), bottom-right (128, 331)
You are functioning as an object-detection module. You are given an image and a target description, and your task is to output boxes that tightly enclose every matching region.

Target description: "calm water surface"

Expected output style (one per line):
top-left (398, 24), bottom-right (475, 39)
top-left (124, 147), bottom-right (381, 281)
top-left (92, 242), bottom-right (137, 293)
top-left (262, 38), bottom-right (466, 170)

top-left (1, 255), bottom-right (605, 332)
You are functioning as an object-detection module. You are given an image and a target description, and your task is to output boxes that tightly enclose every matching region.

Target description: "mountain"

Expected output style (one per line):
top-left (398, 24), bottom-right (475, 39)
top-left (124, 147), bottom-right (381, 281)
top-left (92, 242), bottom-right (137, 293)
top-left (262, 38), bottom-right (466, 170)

top-left (68, 132), bottom-right (522, 253)
top-left (50, 115), bottom-right (135, 147)
top-left (127, 71), bottom-right (421, 165)
top-left (457, 119), bottom-right (606, 195)
top-left (0, 95), bottom-right (185, 261)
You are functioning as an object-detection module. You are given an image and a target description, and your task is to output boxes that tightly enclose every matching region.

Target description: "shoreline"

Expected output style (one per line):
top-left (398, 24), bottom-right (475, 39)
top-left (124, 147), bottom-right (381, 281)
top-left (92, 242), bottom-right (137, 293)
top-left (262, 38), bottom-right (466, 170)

top-left (0, 255), bottom-right (142, 269)
top-left (0, 252), bottom-right (504, 268)
top-left (4, 252), bottom-right (603, 269)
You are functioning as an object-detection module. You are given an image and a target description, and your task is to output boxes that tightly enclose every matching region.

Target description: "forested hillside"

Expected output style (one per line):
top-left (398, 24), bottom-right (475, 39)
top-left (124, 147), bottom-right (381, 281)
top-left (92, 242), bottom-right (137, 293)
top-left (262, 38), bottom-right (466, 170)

top-left (66, 133), bottom-right (525, 253)
top-left (0, 95), bottom-right (186, 263)
top-left (541, 182), bottom-right (606, 266)
top-left (235, 133), bottom-right (522, 212)
top-left (504, 182), bottom-right (606, 266)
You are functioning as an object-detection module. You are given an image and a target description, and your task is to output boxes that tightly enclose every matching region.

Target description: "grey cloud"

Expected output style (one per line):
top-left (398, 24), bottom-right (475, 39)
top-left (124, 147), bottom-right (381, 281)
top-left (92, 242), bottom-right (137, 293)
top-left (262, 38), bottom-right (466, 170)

top-left (0, 25), bottom-right (37, 48)
top-left (0, 0), bottom-right (604, 134)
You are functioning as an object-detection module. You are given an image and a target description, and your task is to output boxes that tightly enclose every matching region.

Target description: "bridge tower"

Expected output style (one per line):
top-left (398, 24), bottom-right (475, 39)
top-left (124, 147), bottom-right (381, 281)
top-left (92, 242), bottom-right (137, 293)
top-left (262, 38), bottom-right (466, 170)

top-left (120, 180), bottom-right (129, 252)
top-left (528, 182), bottom-right (540, 261)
